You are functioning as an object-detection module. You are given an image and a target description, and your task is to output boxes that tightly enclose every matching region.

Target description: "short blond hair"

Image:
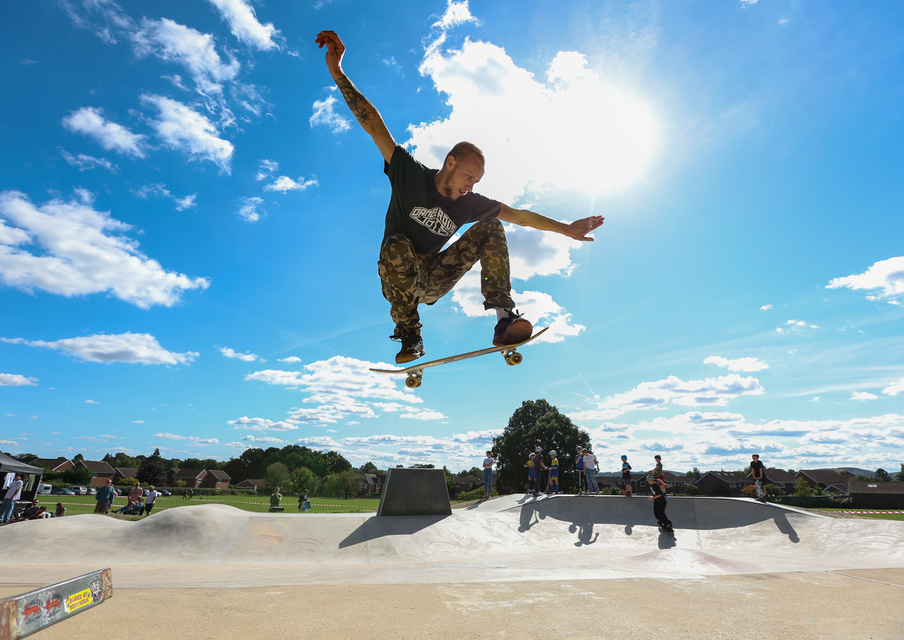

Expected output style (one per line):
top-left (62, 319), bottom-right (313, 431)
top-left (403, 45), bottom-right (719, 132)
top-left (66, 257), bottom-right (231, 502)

top-left (446, 141), bottom-right (485, 166)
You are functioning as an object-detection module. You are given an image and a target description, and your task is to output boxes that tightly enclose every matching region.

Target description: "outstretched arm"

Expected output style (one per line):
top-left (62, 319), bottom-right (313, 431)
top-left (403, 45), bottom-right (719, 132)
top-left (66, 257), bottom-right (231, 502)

top-left (315, 30), bottom-right (396, 163)
top-left (497, 204), bottom-right (604, 242)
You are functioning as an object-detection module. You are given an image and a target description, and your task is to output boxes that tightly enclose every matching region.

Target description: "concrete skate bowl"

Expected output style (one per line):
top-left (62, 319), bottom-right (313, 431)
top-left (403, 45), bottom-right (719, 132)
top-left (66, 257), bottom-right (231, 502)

top-left (1, 497), bottom-right (903, 588)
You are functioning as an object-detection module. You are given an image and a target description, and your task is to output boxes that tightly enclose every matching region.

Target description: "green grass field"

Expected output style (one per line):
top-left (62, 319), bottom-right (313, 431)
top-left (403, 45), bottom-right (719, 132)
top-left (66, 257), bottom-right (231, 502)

top-left (35, 494), bottom-right (383, 519)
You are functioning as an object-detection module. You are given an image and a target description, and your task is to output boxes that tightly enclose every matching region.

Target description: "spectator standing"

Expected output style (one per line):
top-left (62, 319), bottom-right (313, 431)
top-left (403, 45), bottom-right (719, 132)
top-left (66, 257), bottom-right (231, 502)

top-left (583, 449), bottom-right (600, 494)
top-left (547, 451), bottom-right (560, 494)
top-left (482, 451), bottom-right (495, 499)
top-left (0, 474), bottom-right (23, 523)
top-left (532, 449), bottom-right (547, 497)
top-left (524, 453), bottom-right (535, 494)
top-left (620, 455), bottom-right (633, 497)
top-left (145, 486), bottom-right (159, 516)
top-left (575, 448), bottom-right (585, 494)
top-left (750, 454), bottom-right (766, 502)
top-left (94, 479), bottom-right (115, 514)
top-left (269, 487), bottom-right (283, 512)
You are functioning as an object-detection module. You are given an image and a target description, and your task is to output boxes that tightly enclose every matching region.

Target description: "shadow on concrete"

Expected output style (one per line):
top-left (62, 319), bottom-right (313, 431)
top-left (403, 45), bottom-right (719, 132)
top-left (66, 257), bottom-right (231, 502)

top-left (338, 515), bottom-right (449, 549)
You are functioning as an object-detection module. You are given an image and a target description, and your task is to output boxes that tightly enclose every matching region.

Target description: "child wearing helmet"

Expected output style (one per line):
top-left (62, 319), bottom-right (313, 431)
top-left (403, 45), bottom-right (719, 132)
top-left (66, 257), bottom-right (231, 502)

top-left (547, 450), bottom-right (560, 494)
top-left (525, 453), bottom-right (535, 494)
top-left (620, 455), bottom-right (633, 497)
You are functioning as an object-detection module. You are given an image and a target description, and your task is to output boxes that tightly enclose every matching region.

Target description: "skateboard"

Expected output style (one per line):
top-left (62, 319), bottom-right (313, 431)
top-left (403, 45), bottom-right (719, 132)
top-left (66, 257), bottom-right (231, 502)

top-left (370, 326), bottom-right (549, 388)
top-left (659, 525), bottom-right (675, 535)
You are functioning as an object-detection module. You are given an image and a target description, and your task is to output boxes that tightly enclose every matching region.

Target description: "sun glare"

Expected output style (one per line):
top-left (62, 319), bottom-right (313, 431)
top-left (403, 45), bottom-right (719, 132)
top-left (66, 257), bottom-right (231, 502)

top-left (545, 83), bottom-right (659, 195)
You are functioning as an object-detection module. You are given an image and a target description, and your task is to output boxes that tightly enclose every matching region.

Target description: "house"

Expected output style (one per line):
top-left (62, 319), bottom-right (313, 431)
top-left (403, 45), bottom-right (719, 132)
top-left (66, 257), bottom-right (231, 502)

top-left (746, 468), bottom-right (797, 494)
top-left (168, 468), bottom-right (207, 488)
top-left (452, 475), bottom-right (480, 497)
top-left (848, 482), bottom-right (904, 509)
top-left (31, 457), bottom-right (74, 473)
top-left (363, 473), bottom-right (385, 495)
top-left (796, 469), bottom-right (849, 494)
top-left (203, 469), bottom-right (231, 490)
top-left (75, 459), bottom-right (115, 487)
top-left (697, 471), bottom-right (750, 497)
top-left (112, 467), bottom-right (138, 485)
top-left (234, 478), bottom-right (266, 490)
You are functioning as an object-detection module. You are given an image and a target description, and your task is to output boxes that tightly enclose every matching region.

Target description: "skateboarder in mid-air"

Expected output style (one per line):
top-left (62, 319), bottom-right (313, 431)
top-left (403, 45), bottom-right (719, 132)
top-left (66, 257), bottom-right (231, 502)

top-left (316, 30), bottom-right (605, 364)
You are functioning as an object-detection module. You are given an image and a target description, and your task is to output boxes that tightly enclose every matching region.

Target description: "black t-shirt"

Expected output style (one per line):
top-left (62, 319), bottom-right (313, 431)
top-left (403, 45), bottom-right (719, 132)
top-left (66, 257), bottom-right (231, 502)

top-left (750, 460), bottom-right (766, 479)
top-left (382, 146), bottom-right (501, 255)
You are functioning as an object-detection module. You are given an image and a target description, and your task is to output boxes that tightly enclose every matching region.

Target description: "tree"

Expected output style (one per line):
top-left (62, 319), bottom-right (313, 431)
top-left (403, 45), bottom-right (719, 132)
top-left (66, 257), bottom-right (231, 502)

top-left (289, 466), bottom-right (319, 495)
top-left (875, 468), bottom-right (889, 481)
top-left (264, 462), bottom-right (291, 492)
top-left (137, 448), bottom-right (167, 487)
top-left (492, 399), bottom-right (590, 493)
top-left (359, 461), bottom-right (384, 476)
top-left (324, 470), bottom-right (362, 499)
top-left (895, 464), bottom-right (904, 483)
top-left (793, 477), bottom-right (815, 497)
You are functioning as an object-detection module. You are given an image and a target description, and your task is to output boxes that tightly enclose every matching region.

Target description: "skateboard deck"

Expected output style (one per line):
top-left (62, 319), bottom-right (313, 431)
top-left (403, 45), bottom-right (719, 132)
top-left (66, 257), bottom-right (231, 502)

top-left (370, 326), bottom-right (549, 388)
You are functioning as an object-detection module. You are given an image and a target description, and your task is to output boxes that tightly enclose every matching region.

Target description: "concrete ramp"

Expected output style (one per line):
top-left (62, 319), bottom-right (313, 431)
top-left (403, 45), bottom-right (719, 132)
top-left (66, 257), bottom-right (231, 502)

top-left (1, 497), bottom-right (902, 588)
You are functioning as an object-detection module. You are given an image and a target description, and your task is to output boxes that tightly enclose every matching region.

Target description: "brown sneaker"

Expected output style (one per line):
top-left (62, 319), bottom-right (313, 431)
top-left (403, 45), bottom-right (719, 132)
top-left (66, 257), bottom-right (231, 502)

top-left (390, 326), bottom-right (425, 364)
top-left (493, 310), bottom-right (532, 346)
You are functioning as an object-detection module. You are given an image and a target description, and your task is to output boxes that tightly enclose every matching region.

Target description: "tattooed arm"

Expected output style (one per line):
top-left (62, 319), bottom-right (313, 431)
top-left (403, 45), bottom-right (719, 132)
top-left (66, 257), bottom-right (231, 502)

top-left (316, 30), bottom-right (396, 163)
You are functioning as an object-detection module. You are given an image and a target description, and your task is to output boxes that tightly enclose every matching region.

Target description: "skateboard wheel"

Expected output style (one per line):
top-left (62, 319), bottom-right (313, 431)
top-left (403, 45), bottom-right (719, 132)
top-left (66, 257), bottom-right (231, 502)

top-left (506, 352), bottom-right (523, 366)
top-left (405, 376), bottom-right (421, 389)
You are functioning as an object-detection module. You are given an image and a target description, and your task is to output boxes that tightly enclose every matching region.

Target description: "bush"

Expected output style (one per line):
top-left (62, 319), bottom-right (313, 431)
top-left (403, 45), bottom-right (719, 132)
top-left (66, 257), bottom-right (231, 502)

top-left (458, 487), bottom-right (497, 501)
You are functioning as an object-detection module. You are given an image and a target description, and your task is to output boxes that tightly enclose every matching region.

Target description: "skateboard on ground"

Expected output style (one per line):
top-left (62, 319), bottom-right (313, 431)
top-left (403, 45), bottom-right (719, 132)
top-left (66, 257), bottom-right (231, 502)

top-left (370, 326), bottom-right (549, 388)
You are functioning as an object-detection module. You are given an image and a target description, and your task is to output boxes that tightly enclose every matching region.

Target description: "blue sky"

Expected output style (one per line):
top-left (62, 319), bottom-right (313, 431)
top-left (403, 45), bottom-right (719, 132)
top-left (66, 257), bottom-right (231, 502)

top-left (2, 0), bottom-right (903, 474)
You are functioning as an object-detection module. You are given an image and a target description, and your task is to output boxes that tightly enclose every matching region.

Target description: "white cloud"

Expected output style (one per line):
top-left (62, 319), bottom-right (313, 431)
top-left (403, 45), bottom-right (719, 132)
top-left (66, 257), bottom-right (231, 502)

top-left (141, 94), bottom-right (234, 173)
top-left (206, 0), bottom-right (281, 51)
top-left (450, 271), bottom-right (585, 338)
top-left (84, 399), bottom-right (99, 404)
top-left (132, 183), bottom-right (197, 211)
top-left (0, 191), bottom-right (210, 308)
top-left (132, 17), bottom-right (240, 96)
top-left (851, 391), bottom-right (879, 401)
top-left (262, 176), bottom-right (318, 193)
top-left (255, 159), bottom-right (279, 180)
top-left (827, 256), bottom-right (904, 305)
top-left (777, 319), bottom-right (820, 334)
top-left (759, 304), bottom-right (772, 311)
top-left (884, 378), bottom-right (904, 397)
top-left (0, 373), bottom-right (37, 387)
top-left (238, 196), bottom-right (264, 222)
top-left (220, 346), bottom-right (259, 362)
top-left (241, 435), bottom-right (286, 446)
top-left (432, 0), bottom-right (480, 30)
top-left (278, 356), bottom-right (301, 363)
top-left (704, 355), bottom-right (769, 372)
top-left (572, 374), bottom-right (765, 421)
top-left (3, 332), bottom-right (197, 365)
top-left (153, 432), bottom-right (219, 445)
top-left (399, 409), bottom-right (447, 420)
top-left (227, 416), bottom-right (299, 432)
top-left (60, 149), bottom-right (118, 173)
top-left (62, 107), bottom-right (147, 157)
top-left (310, 92), bottom-right (351, 133)
top-left (409, 37), bottom-right (657, 203)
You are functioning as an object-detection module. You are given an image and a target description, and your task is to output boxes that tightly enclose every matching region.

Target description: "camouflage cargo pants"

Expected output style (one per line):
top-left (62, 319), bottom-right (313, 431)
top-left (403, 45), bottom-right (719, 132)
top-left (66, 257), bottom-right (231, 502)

top-left (377, 217), bottom-right (515, 330)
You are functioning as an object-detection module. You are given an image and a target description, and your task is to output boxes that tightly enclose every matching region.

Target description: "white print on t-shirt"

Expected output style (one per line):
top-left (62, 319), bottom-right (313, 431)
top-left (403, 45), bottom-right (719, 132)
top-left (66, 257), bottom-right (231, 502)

top-left (409, 207), bottom-right (458, 237)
